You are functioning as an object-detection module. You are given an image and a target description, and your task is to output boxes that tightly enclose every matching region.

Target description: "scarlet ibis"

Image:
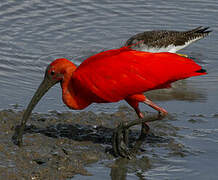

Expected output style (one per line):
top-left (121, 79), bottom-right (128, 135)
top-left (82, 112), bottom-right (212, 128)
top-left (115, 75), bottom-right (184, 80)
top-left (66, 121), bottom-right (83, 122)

top-left (13, 46), bottom-right (206, 158)
top-left (125, 26), bottom-right (211, 54)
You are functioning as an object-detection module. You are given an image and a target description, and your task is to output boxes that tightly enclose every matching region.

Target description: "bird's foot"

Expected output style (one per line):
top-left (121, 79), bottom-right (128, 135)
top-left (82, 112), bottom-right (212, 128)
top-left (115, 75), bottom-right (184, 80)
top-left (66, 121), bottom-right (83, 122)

top-left (112, 113), bottom-right (164, 159)
top-left (112, 122), bottom-right (134, 159)
top-left (158, 109), bottom-right (168, 118)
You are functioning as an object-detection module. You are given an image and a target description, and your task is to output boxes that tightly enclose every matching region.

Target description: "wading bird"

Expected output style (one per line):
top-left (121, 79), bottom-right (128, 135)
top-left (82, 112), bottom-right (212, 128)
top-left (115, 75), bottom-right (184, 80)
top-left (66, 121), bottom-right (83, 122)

top-left (125, 26), bottom-right (211, 55)
top-left (13, 47), bottom-right (206, 158)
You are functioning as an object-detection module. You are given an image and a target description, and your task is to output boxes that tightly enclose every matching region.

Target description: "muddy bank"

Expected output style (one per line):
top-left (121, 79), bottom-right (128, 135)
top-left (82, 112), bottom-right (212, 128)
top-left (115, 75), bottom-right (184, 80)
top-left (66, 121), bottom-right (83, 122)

top-left (0, 106), bottom-right (188, 179)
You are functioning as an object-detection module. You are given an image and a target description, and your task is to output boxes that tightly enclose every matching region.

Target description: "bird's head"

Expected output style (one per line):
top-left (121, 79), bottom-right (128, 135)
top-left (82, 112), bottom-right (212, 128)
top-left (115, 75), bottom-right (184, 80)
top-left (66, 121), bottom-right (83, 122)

top-left (13, 58), bottom-right (77, 146)
top-left (45, 58), bottom-right (77, 84)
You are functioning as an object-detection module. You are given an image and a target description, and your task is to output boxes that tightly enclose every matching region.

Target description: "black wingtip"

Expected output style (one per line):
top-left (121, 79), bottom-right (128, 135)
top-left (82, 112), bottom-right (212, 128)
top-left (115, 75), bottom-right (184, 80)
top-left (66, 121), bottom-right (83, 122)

top-left (196, 27), bottom-right (212, 34)
top-left (196, 69), bottom-right (207, 73)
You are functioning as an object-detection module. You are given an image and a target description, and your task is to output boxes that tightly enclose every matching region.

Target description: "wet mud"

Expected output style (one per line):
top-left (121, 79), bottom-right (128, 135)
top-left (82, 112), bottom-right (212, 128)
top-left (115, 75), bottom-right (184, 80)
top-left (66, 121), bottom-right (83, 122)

top-left (0, 106), bottom-right (190, 179)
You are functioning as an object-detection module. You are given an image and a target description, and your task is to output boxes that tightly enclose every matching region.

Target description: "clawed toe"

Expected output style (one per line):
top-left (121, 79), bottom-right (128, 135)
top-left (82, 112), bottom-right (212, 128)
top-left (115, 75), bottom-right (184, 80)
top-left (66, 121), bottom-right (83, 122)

top-left (112, 122), bottom-right (134, 159)
top-left (112, 113), bottom-right (163, 159)
top-left (158, 110), bottom-right (168, 118)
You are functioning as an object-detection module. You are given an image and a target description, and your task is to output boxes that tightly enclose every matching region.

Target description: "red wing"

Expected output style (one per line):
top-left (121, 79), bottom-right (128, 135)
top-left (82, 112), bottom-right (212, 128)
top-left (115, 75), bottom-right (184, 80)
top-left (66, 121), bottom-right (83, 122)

top-left (73, 48), bottom-right (206, 102)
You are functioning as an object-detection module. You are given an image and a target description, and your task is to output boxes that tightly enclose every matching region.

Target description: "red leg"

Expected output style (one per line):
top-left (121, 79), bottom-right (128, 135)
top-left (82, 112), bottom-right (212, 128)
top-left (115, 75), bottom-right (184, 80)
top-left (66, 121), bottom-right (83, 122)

top-left (143, 97), bottom-right (168, 116)
top-left (126, 94), bottom-right (168, 135)
top-left (125, 97), bottom-right (150, 135)
top-left (112, 95), bottom-right (168, 157)
top-left (126, 94), bottom-right (168, 116)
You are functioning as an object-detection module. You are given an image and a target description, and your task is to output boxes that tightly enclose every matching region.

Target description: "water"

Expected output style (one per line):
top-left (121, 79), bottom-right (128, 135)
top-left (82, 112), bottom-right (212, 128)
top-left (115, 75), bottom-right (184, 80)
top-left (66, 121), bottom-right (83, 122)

top-left (0, 0), bottom-right (218, 179)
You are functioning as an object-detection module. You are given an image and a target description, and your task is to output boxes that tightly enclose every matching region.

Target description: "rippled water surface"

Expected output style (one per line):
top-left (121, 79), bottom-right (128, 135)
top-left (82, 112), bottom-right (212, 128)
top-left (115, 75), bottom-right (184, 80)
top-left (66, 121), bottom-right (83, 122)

top-left (0, 0), bottom-right (218, 179)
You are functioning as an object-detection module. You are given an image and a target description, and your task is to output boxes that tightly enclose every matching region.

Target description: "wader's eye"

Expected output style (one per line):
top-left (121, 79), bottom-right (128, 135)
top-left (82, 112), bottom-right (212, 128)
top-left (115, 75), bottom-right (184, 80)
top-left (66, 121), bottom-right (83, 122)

top-left (51, 70), bottom-right (55, 76)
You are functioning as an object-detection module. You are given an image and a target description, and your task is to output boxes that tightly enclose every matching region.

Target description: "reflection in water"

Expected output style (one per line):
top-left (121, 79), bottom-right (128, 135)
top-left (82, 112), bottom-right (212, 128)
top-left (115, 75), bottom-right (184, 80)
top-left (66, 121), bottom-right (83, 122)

top-left (0, 108), bottom-right (180, 179)
top-left (110, 157), bottom-right (152, 180)
top-left (0, 0), bottom-right (217, 179)
top-left (110, 158), bottom-right (128, 180)
top-left (146, 80), bottom-right (207, 102)
top-left (0, 0), bottom-right (212, 113)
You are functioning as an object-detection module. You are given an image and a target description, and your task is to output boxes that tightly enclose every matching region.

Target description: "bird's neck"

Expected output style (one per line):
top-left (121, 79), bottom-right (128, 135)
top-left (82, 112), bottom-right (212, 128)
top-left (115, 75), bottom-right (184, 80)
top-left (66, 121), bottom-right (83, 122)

top-left (61, 69), bottom-right (90, 110)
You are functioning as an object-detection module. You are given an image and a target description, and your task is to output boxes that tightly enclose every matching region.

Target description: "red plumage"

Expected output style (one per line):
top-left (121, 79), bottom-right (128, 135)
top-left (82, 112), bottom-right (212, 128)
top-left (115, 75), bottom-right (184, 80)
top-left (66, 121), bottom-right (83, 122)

top-left (72, 47), bottom-right (205, 105)
top-left (16, 46), bottom-right (207, 148)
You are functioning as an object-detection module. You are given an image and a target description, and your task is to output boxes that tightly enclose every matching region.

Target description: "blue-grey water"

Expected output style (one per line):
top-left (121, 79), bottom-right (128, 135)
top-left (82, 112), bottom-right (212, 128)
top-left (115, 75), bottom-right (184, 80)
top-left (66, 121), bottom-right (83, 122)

top-left (0, 0), bottom-right (218, 179)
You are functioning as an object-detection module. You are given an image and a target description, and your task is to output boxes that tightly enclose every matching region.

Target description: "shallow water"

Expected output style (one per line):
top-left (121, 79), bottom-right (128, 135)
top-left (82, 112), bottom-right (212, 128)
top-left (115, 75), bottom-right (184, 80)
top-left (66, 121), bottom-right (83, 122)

top-left (0, 0), bottom-right (218, 179)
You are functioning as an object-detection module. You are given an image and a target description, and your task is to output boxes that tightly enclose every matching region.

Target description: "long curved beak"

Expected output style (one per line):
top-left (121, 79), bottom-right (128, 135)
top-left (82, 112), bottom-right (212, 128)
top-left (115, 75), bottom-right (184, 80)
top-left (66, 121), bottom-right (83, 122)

top-left (13, 76), bottom-right (57, 146)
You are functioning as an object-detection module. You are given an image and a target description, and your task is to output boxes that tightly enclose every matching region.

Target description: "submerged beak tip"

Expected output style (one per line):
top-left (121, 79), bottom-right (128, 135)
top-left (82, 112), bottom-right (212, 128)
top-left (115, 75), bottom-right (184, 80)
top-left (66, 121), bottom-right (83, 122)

top-left (12, 129), bottom-right (23, 146)
top-left (13, 78), bottom-right (56, 147)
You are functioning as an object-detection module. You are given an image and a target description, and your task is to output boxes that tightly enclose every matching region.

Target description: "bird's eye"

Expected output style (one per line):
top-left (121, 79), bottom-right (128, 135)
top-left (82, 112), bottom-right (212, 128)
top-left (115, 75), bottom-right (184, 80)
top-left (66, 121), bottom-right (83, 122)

top-left (51, 70), bottom-right (55, 76)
